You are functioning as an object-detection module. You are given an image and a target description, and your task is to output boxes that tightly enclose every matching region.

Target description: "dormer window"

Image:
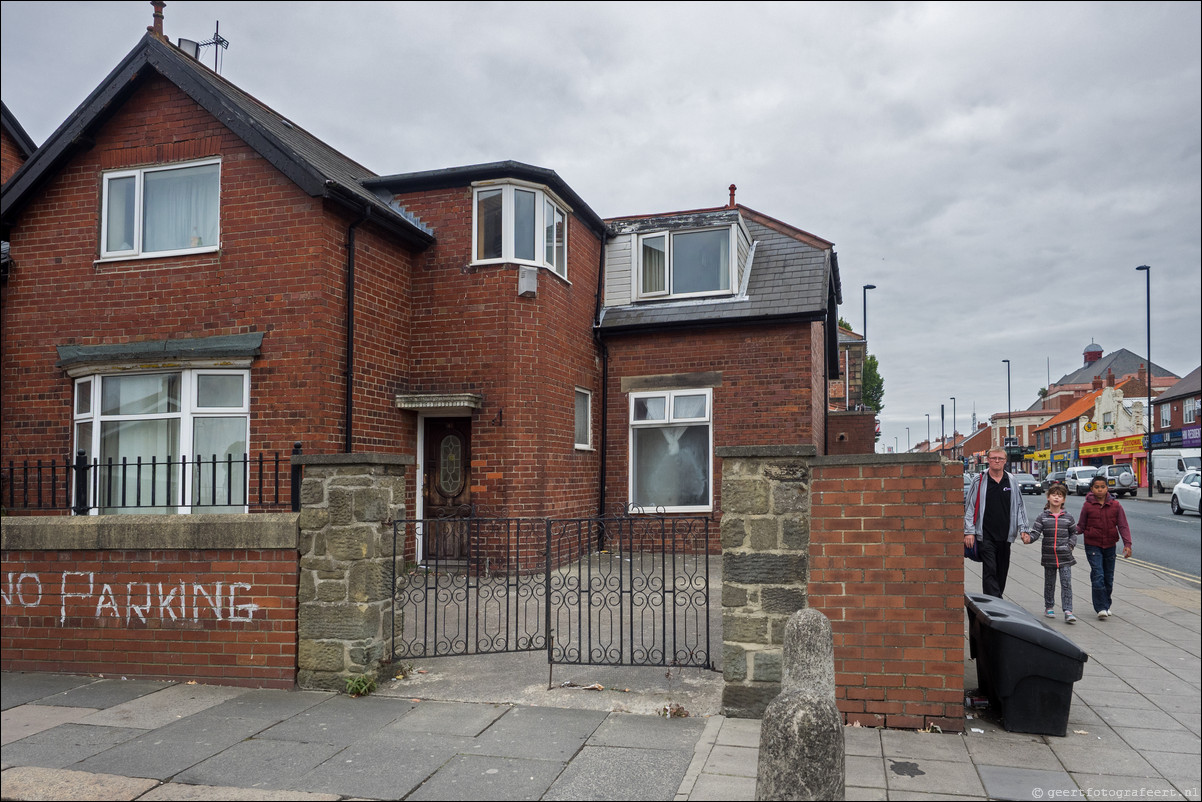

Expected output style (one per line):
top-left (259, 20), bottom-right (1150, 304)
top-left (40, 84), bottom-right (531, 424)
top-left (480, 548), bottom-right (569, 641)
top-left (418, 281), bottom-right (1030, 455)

top-left (637, 227), bottom-right (732, 299)
top-left (101, 159), bottom-right (220, 259)
top-left (472, 182), bottom-right (568, 278)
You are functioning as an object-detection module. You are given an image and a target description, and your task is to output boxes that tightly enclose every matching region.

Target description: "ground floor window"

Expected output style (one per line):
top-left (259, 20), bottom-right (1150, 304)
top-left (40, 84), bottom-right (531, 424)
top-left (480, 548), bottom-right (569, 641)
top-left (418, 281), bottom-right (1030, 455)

top-left (73, 370), bottom-right (250, 513)
top-left (629, 388), bottom-right (712, 512)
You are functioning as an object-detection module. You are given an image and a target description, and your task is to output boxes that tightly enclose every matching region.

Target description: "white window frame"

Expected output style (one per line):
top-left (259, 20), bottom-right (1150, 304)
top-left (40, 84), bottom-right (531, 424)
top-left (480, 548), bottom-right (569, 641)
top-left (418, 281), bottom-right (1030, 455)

top-left (628, 388), bottom-right (713, 513)
top-left (1159, 404), bottom-right (1172, 428)
top-left (1185, 398), bottom-right (1197, 425)
top-left (73, 369), bottom-right (250, 514)
top-left (471, 181), bottom-right (569, 278)
top-left (635, 225), bottom-right (736, 301)
top-left (574, 387), bottom-right (592, 450)
top-left (100, 157), bottom-right (221, 260)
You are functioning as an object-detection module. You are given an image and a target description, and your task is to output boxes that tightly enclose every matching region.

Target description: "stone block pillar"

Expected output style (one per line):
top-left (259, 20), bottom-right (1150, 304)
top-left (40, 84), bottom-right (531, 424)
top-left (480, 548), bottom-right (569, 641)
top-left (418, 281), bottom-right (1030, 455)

top-left (295, 453), bottom-right (413, 691)
top-left (715, 445), bottom-right (816, 718)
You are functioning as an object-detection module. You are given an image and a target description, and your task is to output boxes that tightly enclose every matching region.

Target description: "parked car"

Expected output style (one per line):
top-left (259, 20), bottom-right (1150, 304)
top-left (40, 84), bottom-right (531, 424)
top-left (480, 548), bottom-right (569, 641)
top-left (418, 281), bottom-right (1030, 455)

top-left (1042, 470), bottom-right (1068, 492)
top-left (1015, 473), bottom-right (1040, 495)
top-left (1171, 470), bottom-right (1201, 515)
top-left (1065, 466), bottom-right (1098, 496)
top-left (1096, 463), bottom-right (1138, 498)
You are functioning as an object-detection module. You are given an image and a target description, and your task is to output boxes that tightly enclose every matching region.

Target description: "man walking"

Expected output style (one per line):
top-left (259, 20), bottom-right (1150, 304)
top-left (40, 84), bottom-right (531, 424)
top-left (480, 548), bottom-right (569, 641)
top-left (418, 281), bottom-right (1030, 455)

top-left (964, 447), bottom-right (1030, 598)
top-left (1078, 474), bottom-right (1133, 619)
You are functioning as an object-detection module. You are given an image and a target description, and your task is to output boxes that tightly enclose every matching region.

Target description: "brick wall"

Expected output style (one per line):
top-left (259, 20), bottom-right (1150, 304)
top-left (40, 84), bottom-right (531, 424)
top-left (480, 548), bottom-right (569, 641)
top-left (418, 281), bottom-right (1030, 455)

top-left (604, 323), bottom-right (820, 531)
top-left (1, 74), bottom-right (419, 474)
top-left (393, 187), bottom-right (604, 519)
top-left (826, 410), bottom-right (877, 455)
top-left (1, 514), bottom-right (299, 688)
top-left (2, 126), bottom-right (27, 183)
top-left (808, 455), bottom-right (964, 732)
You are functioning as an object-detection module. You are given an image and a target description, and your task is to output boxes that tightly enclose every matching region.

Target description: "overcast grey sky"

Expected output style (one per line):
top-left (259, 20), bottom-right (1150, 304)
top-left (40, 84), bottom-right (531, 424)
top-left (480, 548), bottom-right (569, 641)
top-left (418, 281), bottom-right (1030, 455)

top-left (3, 1), bottom-right (1200, 452)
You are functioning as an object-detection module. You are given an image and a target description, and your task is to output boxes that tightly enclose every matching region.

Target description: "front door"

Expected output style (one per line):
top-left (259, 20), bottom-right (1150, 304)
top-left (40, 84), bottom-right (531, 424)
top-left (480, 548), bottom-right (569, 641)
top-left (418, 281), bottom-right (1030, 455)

top-left (422, 417), bottom-right (472, 560)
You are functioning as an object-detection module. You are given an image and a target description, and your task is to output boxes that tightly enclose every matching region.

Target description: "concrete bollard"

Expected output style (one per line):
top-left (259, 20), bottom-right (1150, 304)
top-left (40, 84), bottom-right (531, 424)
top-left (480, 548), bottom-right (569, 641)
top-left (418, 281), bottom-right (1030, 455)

top-left (755, 608), bottom-right (845, 801)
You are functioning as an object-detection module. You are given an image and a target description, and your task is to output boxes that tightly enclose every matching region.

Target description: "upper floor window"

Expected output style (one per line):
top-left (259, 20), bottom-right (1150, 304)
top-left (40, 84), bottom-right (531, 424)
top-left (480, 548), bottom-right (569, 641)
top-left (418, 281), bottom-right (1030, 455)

top-left (1160, 404), bottom-right (1172, 428)
top-left (473, 183), bottom-right (568, 278)
top-left (637, 227), bottom-right (733, 299)
top-left (1185, 398), bottom-right (1198, 425)
top-left (101, 159), bottom-right (220, 259)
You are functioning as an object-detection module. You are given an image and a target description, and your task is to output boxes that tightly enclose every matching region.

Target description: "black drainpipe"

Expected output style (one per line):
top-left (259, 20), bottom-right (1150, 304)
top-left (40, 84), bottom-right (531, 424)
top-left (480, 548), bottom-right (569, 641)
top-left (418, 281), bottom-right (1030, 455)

top-left (345, 209), bottom-right (370, 453)
top-left (592, 232), bottom-right (610, 520)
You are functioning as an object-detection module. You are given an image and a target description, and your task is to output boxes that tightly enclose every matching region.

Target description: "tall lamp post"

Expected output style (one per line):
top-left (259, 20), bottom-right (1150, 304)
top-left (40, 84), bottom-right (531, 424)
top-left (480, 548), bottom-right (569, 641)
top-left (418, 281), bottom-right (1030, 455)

top-left (862, 284), bottom-right (876, 341)
top-left (1137, 265), bottom-right (1152, 497)
top-left (906, 427), bottom-right (910, 451)
top-left (925, 413), bottom-right (931, 450)
top-left (950, 396), bottom-right (957, 458)
top-left (1002, 359), bottom-right (1013, 466)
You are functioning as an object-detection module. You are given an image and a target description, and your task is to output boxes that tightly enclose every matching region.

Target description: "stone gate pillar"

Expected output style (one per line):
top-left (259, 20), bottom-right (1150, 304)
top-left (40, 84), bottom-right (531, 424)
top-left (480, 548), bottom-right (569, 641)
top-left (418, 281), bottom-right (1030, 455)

top-left (715, 445), bottom-right (816, 718)
top-left (294, 453), bottom-right (412, 691)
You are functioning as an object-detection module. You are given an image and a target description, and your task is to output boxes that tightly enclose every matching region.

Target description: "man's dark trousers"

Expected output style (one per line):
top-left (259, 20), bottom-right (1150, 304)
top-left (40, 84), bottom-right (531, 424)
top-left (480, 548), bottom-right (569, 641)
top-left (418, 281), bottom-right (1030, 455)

top-left (979, 537), bottom-right (1011, 598)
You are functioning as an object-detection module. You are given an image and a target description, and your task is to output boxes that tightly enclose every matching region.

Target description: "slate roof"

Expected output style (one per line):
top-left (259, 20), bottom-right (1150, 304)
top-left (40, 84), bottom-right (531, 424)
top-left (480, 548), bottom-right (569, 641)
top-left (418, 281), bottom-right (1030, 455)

top-left (1054, 348), bottom-right (1177, 386)
top-left (597, 205), bottom-right (837, 333)
top-left (1, 34), bottom-right (433, 248)
top-left (1154, 365), bottom-right (1201, 403)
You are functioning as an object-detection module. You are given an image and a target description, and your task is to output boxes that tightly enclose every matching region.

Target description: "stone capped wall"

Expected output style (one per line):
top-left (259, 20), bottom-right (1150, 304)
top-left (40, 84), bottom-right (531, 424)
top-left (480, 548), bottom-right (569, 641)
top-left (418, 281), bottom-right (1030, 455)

top-left (295, 453), bottom-right (412, 691)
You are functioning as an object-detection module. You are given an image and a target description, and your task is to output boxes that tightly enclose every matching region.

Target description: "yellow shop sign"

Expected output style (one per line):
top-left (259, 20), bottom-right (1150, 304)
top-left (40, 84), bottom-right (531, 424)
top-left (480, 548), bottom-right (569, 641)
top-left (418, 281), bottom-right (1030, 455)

top-left (1031, 450), bottom-right (1051, 462)
top-left (1079, 441), bottom-right (1122, 457)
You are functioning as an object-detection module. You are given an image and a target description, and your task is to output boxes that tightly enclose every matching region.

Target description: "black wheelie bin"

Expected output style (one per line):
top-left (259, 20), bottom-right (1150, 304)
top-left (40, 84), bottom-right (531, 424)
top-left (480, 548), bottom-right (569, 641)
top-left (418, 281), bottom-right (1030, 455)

top-left (965, 592), bottom-right (1089, 736)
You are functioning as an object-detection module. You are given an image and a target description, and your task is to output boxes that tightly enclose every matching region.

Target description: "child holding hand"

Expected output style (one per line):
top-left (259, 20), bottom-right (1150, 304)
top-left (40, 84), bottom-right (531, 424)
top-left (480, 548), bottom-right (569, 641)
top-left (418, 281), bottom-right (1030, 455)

top-left (1024, 482), bottom-right (1079, 623)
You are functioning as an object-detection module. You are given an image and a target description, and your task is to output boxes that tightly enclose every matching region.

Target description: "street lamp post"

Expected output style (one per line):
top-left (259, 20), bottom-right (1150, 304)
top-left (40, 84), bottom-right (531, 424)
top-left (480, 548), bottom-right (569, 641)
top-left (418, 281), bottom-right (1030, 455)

top-left (925, 413), bottom-right (931, 450)
top-left (1003, 359), bottom-right (1013, 466)
top-left (950, 396), bottom-right (957, 458)
top-left (862, 284), bottom-right (876, 341)
top-left (906, 427), bottom-right (910, 451)
top-left (894, 436), bottom-right (899, 453)
top-left (1137, 265), bottom-right (1152, 497)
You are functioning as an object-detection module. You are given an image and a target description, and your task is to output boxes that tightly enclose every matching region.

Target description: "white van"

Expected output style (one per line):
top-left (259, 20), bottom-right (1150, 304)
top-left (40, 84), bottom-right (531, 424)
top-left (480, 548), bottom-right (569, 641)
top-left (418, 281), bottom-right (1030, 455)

top-left (1065, 466), bottom-right (1099, 496)
top-left (1152, 448), bottom-right (1202, 494)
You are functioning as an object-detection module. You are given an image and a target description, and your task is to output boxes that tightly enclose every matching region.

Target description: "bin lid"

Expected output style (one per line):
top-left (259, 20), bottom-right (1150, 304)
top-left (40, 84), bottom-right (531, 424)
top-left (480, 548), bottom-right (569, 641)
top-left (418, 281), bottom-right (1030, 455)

top-left (971, 606), bottom-right (1089, 660)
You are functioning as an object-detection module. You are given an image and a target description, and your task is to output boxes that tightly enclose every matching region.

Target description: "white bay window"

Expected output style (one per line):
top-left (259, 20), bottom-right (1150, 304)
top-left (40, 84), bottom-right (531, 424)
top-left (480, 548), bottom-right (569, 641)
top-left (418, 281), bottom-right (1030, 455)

top-left (473, 182), bottom-right (568, 278)
top-left (73, 370), bottom-right (249, 513)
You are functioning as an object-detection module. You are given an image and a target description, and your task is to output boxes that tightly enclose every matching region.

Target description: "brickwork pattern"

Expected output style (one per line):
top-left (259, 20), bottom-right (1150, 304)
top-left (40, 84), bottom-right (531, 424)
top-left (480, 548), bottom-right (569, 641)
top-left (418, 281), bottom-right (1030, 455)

top-left (0, 548), bottom-right (297, 688)
top-left (1, 75), bottom-right (417, 472)
top-left (392, 187), bottom-right (604, 520)
top-left (809, 456), bottom-right (965, 732)
top-left (604, 325), bottom-right (819, 532)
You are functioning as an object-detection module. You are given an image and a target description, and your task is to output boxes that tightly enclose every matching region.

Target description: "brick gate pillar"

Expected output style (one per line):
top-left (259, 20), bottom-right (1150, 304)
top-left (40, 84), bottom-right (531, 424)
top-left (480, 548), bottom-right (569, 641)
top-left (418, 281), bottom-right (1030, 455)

top-left (294, 453), bottom-right (413, 691)
top-left (715, 445), bottom-right (816, 718)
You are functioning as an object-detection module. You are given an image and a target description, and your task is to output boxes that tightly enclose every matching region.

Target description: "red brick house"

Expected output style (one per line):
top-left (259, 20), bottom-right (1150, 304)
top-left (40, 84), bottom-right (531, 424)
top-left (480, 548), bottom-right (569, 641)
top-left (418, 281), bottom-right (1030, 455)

top-left (1, 27), bottom-right (842, 543)
top-left (1, 101), bottom-right (37, 184)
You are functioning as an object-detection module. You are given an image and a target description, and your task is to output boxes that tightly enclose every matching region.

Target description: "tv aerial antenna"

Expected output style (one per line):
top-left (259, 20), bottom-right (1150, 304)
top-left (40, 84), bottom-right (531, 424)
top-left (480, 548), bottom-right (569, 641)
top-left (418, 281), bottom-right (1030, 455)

top-left (197, 21), bottom-right (230, 73)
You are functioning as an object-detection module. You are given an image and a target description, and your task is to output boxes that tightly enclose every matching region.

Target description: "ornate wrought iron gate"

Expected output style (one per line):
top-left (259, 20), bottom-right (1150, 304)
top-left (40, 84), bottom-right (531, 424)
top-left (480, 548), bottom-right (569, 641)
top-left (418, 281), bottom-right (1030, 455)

top-left (391, 516), bottom-right (713, 668)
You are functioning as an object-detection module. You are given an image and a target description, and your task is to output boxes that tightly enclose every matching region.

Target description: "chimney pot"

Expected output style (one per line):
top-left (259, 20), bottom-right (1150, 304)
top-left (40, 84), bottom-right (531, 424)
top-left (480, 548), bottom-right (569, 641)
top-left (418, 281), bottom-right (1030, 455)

top-left (149, 1), bottom-right (166, 39)
top-left (728, 184), bottom-right (737, 209)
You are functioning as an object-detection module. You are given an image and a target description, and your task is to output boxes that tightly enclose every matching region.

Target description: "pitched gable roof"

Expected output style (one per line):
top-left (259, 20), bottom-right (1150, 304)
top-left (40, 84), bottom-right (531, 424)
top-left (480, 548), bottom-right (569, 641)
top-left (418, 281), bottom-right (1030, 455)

top-left (1036, 387), bottom-right (1106, 432)
top-left (1, 101), bottom-right (38, 161)
top-left (1054, 348), bottom-right (1177, 386)
top-left (1, 33), bottom-right (433, 248)
top-left (1153, 366), bottom-right (1201, 403)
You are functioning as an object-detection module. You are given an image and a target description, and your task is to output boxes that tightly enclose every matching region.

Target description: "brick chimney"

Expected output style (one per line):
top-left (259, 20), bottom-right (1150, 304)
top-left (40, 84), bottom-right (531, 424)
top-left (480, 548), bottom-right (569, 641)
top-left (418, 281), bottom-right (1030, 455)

top-left (728, 184), bottom-right (737, 209)
top-left (148, 1), bottom-right (165, 39)
top-left (1092, 375), bottom-right (1104, 391)
top-left (1137, 363), bottom-right (1147, 387)
top-left (1105, 368), bottom-right (1116, 388)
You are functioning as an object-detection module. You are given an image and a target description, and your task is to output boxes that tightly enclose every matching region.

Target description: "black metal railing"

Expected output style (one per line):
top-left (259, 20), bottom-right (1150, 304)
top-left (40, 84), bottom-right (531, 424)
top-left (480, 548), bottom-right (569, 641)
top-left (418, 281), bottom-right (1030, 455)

top-left (390, 514), bottom-right (714, 669)
top-left (3, 443), bottom-right (302, 514)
